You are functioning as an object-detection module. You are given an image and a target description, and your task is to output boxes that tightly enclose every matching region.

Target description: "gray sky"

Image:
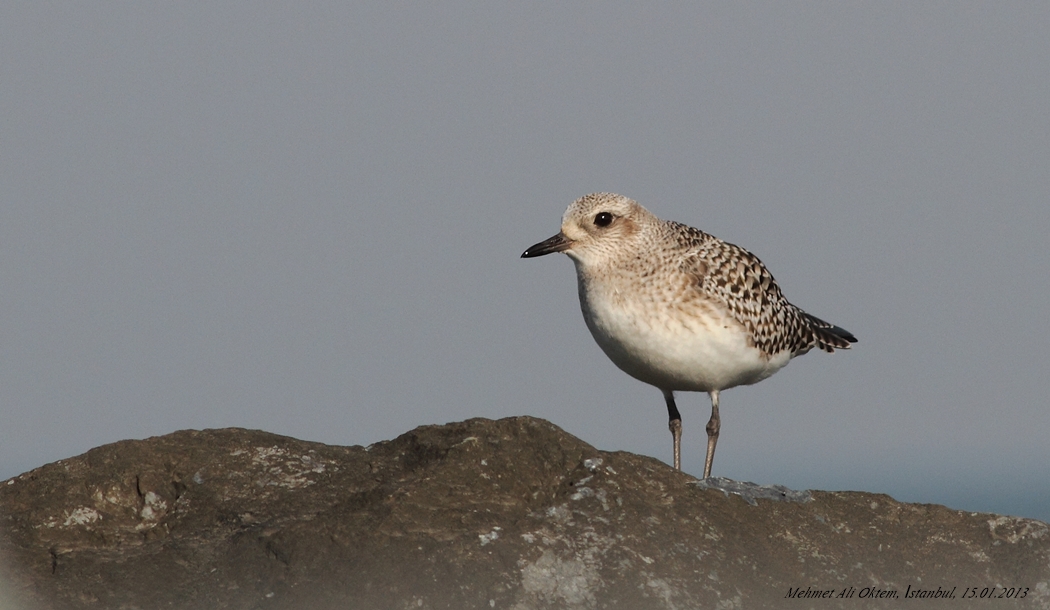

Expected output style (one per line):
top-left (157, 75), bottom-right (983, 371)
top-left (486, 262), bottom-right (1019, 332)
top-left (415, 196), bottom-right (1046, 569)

top-left (1, 3), bottom-right (1048, 523)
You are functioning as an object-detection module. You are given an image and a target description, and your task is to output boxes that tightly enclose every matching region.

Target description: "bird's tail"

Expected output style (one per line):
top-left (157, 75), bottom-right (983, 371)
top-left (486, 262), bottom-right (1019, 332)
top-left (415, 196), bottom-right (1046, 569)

top-left (803, 312), bottom-right (857, 352)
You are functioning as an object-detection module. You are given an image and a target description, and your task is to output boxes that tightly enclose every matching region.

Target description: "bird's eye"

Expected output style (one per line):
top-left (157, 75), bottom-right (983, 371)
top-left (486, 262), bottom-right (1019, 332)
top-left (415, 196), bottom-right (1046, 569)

top-left (594, 212), bottom-right (613, 227)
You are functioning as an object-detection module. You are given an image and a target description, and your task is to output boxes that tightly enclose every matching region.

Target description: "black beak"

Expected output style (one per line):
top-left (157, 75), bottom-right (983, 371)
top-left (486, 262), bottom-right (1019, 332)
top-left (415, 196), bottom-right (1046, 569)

top-left (521, 232), bottom-right (572, 258)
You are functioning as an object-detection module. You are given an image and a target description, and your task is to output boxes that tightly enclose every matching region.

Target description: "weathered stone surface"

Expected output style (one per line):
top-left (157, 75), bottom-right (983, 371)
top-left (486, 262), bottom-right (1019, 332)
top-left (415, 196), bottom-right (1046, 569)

top-left (1, 416), bottom-right (1047, 609)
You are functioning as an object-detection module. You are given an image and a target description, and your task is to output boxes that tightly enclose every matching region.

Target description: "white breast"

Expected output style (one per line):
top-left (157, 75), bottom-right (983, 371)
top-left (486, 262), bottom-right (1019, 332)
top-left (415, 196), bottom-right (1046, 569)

top-left (577, 276), bottom-right (791, 393)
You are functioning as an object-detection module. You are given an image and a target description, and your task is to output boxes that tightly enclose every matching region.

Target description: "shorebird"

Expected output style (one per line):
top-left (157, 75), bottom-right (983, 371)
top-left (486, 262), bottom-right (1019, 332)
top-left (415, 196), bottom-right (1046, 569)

top-left (521, 193), bottom-right (856, 477)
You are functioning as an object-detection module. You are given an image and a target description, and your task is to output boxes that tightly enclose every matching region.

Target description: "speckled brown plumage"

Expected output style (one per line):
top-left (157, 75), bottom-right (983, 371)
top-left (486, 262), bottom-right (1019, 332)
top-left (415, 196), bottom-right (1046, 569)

top-left (666, 220), bottom-right (856, 358)
top-left (522, 192), bottom-right (856, 476)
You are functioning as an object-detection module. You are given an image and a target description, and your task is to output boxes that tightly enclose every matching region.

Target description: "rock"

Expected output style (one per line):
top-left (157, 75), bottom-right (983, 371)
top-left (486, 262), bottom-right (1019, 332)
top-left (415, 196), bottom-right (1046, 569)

top-left (1, 416), bottom-right (1048, 609)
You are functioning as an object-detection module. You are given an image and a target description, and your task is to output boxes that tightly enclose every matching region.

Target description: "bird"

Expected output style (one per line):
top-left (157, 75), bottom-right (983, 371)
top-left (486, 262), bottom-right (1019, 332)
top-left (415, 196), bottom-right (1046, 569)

top-left (521, 193), bottom-right (856, 477)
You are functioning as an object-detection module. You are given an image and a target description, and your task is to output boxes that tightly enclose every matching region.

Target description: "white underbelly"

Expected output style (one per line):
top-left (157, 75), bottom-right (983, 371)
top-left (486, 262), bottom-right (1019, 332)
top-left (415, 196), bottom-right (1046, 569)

top-left (580, 286), bottom-right (791, 392)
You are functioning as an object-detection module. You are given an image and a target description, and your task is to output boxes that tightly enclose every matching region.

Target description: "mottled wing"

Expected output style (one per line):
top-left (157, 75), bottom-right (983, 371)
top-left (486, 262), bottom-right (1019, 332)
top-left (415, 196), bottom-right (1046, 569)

top-left (670, 222), bottom-right (854, 357)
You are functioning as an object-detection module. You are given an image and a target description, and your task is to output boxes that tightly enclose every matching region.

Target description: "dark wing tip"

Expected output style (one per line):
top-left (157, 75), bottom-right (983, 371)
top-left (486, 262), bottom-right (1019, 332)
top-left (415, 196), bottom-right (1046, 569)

top-left (803, 313), bottom-right (857, 351)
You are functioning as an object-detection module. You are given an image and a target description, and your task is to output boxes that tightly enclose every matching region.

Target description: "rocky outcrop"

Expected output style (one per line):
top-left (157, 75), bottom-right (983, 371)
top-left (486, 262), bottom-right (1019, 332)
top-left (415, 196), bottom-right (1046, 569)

top-left (1, 416), bottom-right (1048, 609)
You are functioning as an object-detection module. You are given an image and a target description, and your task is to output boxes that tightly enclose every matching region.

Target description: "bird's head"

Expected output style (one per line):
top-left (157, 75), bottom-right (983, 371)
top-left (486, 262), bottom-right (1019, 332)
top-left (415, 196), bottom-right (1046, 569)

top-left (521, 193), bottom-right (654, 267)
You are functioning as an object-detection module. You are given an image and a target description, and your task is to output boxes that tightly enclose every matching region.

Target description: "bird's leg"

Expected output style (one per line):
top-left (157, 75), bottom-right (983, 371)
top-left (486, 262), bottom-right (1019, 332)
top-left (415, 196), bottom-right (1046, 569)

top-left (663, 390), bottom-right (682, 470)
top-left (703, 390), bottom-right (720, 479)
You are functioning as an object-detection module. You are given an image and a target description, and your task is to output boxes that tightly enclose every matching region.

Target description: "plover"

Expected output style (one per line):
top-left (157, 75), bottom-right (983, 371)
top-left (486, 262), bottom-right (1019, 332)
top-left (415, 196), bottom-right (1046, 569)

top-left (522, 193), bottom-right (856, 477)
